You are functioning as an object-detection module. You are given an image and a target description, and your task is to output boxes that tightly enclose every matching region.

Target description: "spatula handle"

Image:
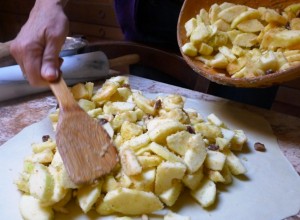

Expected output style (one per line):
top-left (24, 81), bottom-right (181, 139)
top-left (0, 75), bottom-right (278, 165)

top-left (0, 41), bottom-right (15, 67)
top-left (50, 78), bottom-right (79, 110)
top-left (108, 54), bottom-right (140, 68)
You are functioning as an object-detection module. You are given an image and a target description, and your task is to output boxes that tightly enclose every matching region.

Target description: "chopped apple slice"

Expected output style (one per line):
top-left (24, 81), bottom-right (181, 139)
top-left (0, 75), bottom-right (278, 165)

top-left (43, 166), bottom-right (69, 206)
top-left (166, 130), bottom-right (192, 156)
top-left (234, 33), bottom-right (258, 48)
top-left (29, 163), bottom-right (54, 202)
top-left (19, 195), bottom-right (54, 220)
top-left (77, 181), bottom-right (103, 213)
top-left (155, 161), bottom-right (186, 195)
top-left (194, 122), bottom-right (222, 141)
top-left (198, 8), bottom-right (210, 25)
top-left (207, 170), bottom-right (225, 183)
top-left (258, 51), bottom-right (279, 72)
top-left (103, 101), bottom-right (136, 114)
top-left (219, 2), bottom-right (235, 10)
top-left (102, 175), bottom-right (119, 193)
top-left (182, 166), bottom-right (204, 190)
top-left (209, 3), bottom-right (221, 24)
top-left (149, 142), bottom-right (184, 163)
top-left (95, 194), bottom-right (115, 215)
top-left (190, 178), bottom-right (216, 208)
top-left (120, 148), bottom-right (142, 176)
top-left (270, 30), bottom-right (300, 50)
top-left (264, 9), bottom-right (287, 25)
top-left (284, 3), bottom-right (300, 18)
top-left (71, 83), bottom-right (89, 100)
top-left (148, 120), bottom-right (186, 144)
top-left (31, 139), bottom-right (56, 153)
top-left (25, 148), bottom-right (54, 164)
top-left (223, 148), bottom-right (247, 175)
top-left (208, 52), bottom-right (228, 69)
top-left (230, 129), bottom-right (247, 151)
top-left (104, 188), bottom-right (163, 215)
top-left (213, 19), bottom-right (231, 31)
top-left (131, 168), bottom-right (156, 192)
top-left (218, 46), bottom-right (236, 63)
top-left (190, 23), bottom-right (211, 45)
top-left (185, 18), bottom-right (197, 37)
top-left (218, 5), bottom-right (247, 23)
top-left (132, 92), bottom-right (156, 115)
top-left (182, 42), bottom-right (198, 57)
top-left (231, 9), bottom-right (261, 28)
top-left (138, 155), bottom-right (163, 168)
top-left (121, 130), bottom-right (151, 151)
top-left (205, 150), bottom-right (226, 171)
top-left (159, 180), bottom-right (183, 206)
top-left (184, 134), bottom-right (207, 173)
top-left (286, 53), bottom-right (300, 62)
top-left (231, 45), bottom-right (245, 56)
top-left (226, 56), bottom-right (247, 75)
top-left (220, 164), bottom-right (233, 184)
top-left (290, 18), bottom-right (300, 30)
top-left (227, 29), bottom-right (242, 44)
top-left (78, 99), bottom-right (95, 112)
top-left (199, 42), bottom-right (214, 55)
top-left (237, 19), bottom-right (264, 33)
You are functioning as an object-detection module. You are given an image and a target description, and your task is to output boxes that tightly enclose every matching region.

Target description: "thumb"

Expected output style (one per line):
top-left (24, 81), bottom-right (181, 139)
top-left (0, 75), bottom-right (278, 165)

top-left (41, 43), bottom-right (61, 82)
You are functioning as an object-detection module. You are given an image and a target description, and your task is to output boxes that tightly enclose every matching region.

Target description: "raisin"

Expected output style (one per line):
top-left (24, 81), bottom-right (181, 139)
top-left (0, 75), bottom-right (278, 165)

top-left (208, 144), bottom-right (219, 151)
top-left (154, 99), bottom-right (162, 110)
top-left (254, 142), bottom-right (266, 152)
top-left (98, 118), bottom-right (108, 125)
top-left (186, 126), bottom-right (195, 134)
top-left (285, 22), bottom-right (291, 30)
top-left (122, 83), bottom-right (130, 88)
top-left (42, 135), bottom-right (50, 142)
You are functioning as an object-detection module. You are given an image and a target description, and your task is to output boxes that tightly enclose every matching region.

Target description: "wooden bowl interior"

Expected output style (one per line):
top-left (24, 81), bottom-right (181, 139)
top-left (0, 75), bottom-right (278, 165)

top-left (177, 0), bottom-right (300, 87)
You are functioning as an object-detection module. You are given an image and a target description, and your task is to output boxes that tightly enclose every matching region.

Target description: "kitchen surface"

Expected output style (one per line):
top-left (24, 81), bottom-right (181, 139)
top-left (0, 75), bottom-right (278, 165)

top-left (0, 0), bottom-right (300, 219)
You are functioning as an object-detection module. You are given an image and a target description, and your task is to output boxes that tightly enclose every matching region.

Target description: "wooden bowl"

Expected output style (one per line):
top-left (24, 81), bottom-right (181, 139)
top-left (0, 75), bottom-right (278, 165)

top-left (177, 0), bottom-right (300, 88)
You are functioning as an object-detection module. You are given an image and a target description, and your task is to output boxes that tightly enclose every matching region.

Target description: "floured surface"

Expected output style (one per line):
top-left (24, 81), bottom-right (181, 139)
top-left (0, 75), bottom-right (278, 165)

top-left (0, 93), bottom-right (299, 220)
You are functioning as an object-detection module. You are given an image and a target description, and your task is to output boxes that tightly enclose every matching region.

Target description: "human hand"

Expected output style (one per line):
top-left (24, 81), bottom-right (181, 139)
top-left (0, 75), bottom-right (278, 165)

top-left (10, 0), bottom-right (69, 86)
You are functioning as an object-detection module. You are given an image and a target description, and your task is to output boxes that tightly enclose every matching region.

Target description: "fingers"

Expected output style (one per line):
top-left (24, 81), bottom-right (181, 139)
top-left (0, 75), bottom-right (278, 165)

top-left (10, 40), bottom-right (47, 86)
top-left (23, 51), bottom-right (46, 86)
top-left (10, 38), bottom-right (64, 86)
top-left (9, 2), bottom-right (69, 87)
top-left (41, 42), bottom-right (61, 82)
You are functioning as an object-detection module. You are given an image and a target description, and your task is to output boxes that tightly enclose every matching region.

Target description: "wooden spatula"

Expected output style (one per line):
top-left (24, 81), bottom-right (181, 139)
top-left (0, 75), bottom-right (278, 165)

top-left (50, 77), bottom-right (118, 185)
top-left (50, 54), bottom-right (140, 184)
top-left (52, 54), bottom-right (140, 184)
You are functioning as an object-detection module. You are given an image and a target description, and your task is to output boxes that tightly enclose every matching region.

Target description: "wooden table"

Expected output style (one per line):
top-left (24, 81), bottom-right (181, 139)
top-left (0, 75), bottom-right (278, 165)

top-left (0, 75), bottom-right (299, 219)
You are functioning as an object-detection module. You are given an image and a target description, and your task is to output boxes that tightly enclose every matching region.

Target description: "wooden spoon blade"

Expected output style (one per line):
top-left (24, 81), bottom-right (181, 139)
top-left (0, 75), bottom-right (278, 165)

top-left (56, 109), bottom-right (118, 185)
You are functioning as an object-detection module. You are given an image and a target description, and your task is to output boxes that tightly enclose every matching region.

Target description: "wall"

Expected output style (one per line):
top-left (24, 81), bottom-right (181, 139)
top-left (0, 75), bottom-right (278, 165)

top-left (0, 0), bottom-right (124, 42)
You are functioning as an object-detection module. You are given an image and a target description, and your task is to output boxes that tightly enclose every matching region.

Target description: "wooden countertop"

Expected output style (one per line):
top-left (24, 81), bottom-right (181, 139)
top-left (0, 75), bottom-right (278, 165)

top-left (0, 75), bottom-right (299, 219)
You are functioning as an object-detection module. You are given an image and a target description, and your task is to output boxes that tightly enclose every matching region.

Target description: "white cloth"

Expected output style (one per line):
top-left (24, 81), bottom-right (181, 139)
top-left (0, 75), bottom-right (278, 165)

top-left (0, 51), bottom-right (110, 102)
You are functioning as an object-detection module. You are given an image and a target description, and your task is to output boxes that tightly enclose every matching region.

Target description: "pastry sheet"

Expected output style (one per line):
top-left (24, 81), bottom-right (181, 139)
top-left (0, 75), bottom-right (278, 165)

top-left (0, 94), bottom-right (299, 220)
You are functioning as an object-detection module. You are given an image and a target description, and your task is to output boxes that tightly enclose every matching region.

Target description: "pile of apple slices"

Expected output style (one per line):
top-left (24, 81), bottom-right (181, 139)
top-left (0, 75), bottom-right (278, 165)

top-left (181, 2), bottom-right (300, 78)
top-left (16, 76), bottom-right (248, 219)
